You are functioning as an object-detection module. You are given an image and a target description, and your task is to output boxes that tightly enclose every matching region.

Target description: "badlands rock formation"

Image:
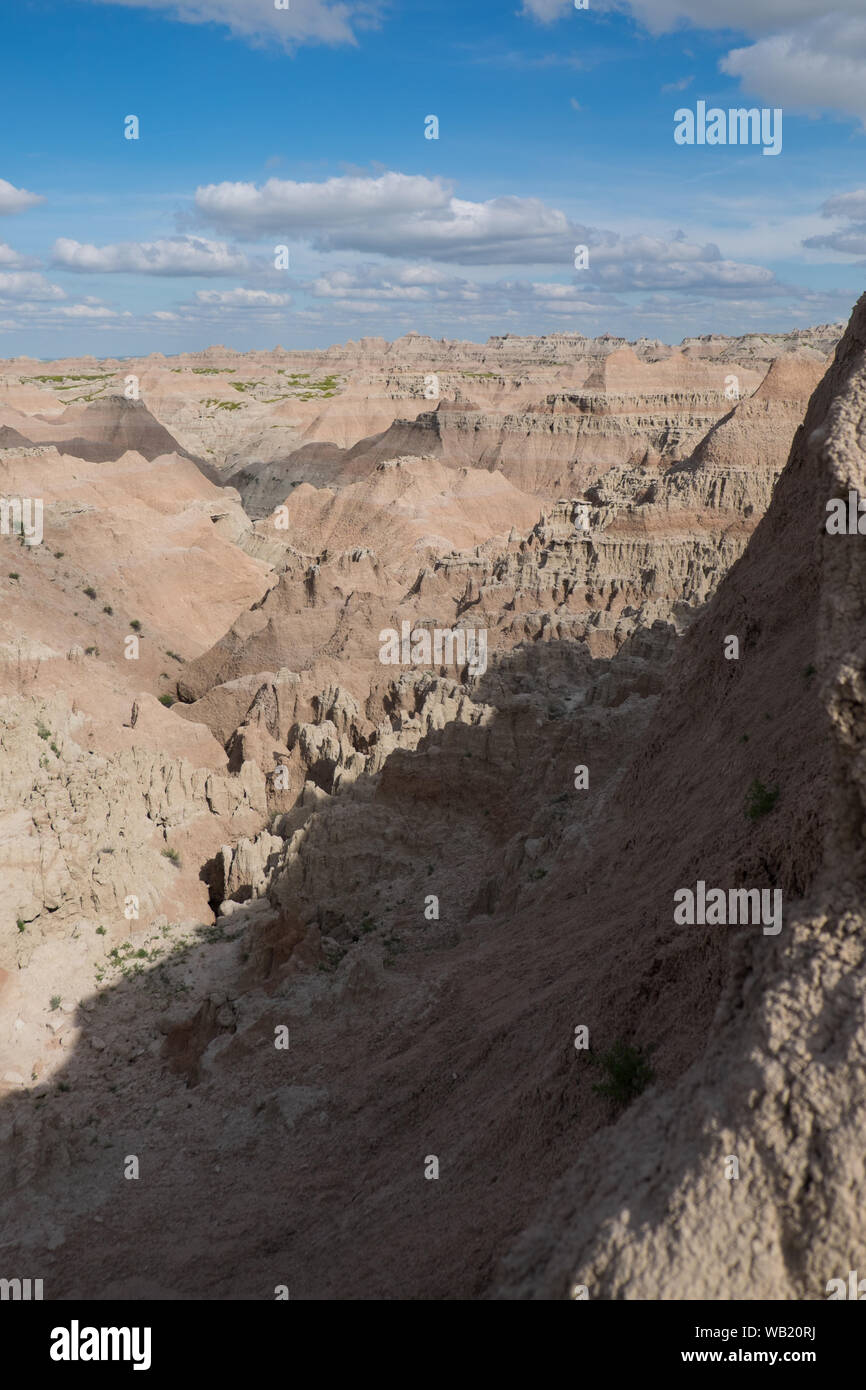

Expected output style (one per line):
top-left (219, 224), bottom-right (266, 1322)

top-left (0, 309), bottom-right (862, 1299)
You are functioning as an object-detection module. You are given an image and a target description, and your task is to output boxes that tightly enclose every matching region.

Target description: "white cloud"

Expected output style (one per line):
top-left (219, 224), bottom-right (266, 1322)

top-left (821, 189), bottom-right (866, 221)
top-left (0, 178), bottom-right (44, 215)
top-left (294, 275), bottom-right (623, 327)
top-left (522, 1), bottom-right (866, 119)
top-left (805, 228), bottom-right (866, 257)
top-left (581, 233), bottom-right (779, 292)
top-left (53, 304), bottom-right (119, 318)
top-left (624, 1), bottom-right (864, 32)
top-left (194, 172), bottom-right (787, 288)
top-left (597, 257), bottom-right (779, 292)
top-left (521, 0), bottom-right (572, 20)
top-left (194, 287), bottom-right (291, 305)
top-left (0, 242), bottom-right (38, 269)
top-left (291, 262), bottom-right (844, 339)
top-left (522, 1), bottom-right (865, 31)
top-left (311, 266), bottom-right (475, 302)
top-left (53, 235), bottom-right (249, 275)
top-left (195, 171), bottom-right (585, 264)
top-left (195, 171), bottom-right (452, 236)
top-left (804, 187), bottom-right (866, 257)
top-left (303, 254), bottom-right (783, 330)
top-left (721, 17), bottom-right (866, 120)
top-left (0, 272), bottom-right (65, 301)
top-left (84, 0), bottom-right (381, 49)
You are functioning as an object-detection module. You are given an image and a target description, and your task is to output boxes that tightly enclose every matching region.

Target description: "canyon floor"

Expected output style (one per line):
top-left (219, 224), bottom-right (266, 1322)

top-left (1, 309), bottom-right (864, 1300)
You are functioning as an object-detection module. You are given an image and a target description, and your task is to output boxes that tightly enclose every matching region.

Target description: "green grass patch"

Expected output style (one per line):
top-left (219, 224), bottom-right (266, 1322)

top-left (745, 778), bottom-right (780, 821)
top-left (590, 1039), bottom-right (656, 1107)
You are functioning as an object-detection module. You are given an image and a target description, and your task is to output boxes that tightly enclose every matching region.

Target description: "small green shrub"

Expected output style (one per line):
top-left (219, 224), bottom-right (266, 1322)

top-left (84, 586), bottom-right (97, 600)
top-left (162, 848), bottom-right (181, 865)
top-left (591, 1039), bottom-right (656, 1107)
top-left (745, 778), bottom-right (779, 821)
top-left (103, 605), bottom-right (113, 615)
top-left (158, 693), bottom-right (175, 707)
top-left (129, 619), bottom-right (142, 632)
top-left (49, 995), bottom-right (61, 1011)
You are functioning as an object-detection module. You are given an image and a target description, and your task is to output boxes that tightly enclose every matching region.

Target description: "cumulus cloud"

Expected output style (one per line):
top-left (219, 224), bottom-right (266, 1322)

top-left (0, 242), bottom-right (38, 269)
top-left (306, 252), bottom-right (782, 328)
top-left (148, 286), bottom-right (295, 326)
top-left (520, 0), bottom-right (574, 20)
top-left (522, 1), bottom-right (866, 119)
top-left (299, 269), bottom-right (622, 323)
top-left (584, 234), bottom-right (779, 292)
top-left (53, 304), bottom-right (119, 318)
top-left (194, 287), bottom-right (291, 306)
top-left (298, 269), bottom-right (853, 342)
top-left (195, 172), bottom-right (452, 236)
top-left (0, 272), bottom-right (65, 302)
top-left (0, 179), bottom-right (44, 215)
top-left (803, 187), bottom-right (866, 258)
top-left (627, 1), bottom-right (864, 32)
top-left (721, 16), bottom-right (866, 119)
top-left (310, 266), bottom-right (482, 304)
top-left (820, 190), bottom-right (866, 221)
top-left (522, 1), bottom-right (864, 32)
top-left (596, 258), bottom-right (779, 293)
top-left (194, 172), bottom-right (786, 290)
top-left (84, 0), bottom-right (381, 49)
top-left (195, 172), bottom-right (588, 263)
top-left (53, 235), bottom-right (249, 275)
top-left (805, 228), bottom-right (866, 257)
top-left (0, 297), bottom-right (125, 332)
top-left (195, 171), bottom-right (589, 264)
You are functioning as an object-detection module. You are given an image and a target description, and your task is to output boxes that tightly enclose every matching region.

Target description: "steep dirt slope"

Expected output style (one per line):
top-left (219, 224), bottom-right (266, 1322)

top-left (0, 395), bottom-right (216, 476)
top-left (496, 294), bottom-right (866, 1300)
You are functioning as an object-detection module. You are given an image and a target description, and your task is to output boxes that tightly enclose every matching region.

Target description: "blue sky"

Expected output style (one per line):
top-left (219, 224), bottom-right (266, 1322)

top-left (1, 0), bottom-right (864, 355)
